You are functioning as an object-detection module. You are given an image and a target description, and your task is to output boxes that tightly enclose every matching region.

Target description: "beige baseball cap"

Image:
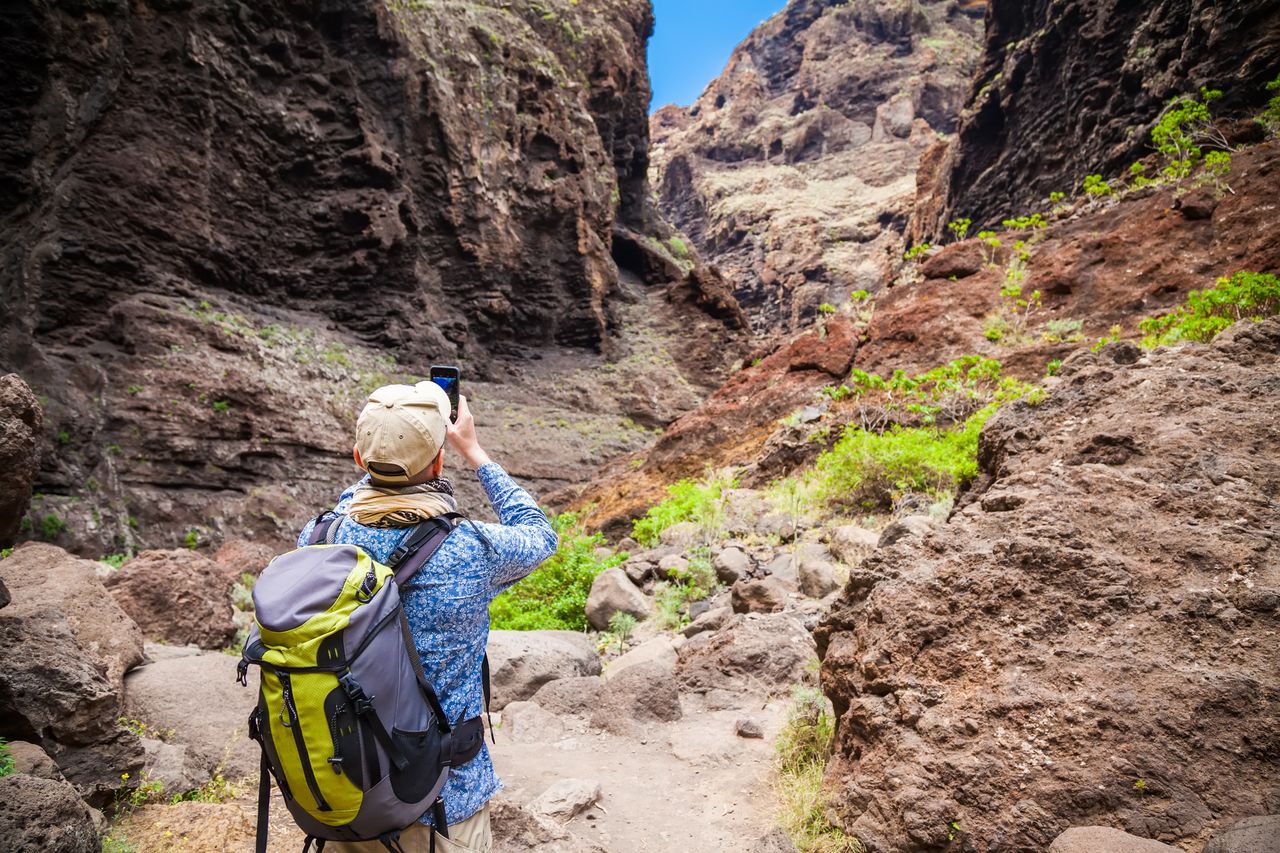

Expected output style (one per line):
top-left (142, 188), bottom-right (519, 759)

top-left (354, 382), bottom-right (451, 483)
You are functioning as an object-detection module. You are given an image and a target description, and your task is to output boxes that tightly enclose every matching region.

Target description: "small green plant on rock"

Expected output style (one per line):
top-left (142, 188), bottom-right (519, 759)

top-left (947, 218), bottom-right (971, 242)
top-left (1045, 358), bottom-right (1063, 377)
top-left (598, 612), bottom-right (637, 655)
top-left (41, 513), bottom-right (67, 541)
top-left (903, 243), bottom-right (930, 262)
top-left (1260, 73), bottom-right (1280, 137)
top-left (977, 230), bottom-right (1001, 267)
top-left (989, 240), bottom-right (1042, 344)
top-left (667, 236), bottom-right (691, 260)
top-left (101, 553), bottom-right (132, 570)
top-left (1198, 150), bottom-right (1232, 194)
top-left (1041, 318), bottom-right (1084, 343)
top-left (1129, 162), bottom-right (1152, 188)
top-left (1001, 213), bottom-right (1046, 231)
top-left (1139, 271), bottom-right (1280, 347)
top-left (1082, 174), bottom-right (1113, 196)
top-left (1090, 324), bottom-right (1125, 352)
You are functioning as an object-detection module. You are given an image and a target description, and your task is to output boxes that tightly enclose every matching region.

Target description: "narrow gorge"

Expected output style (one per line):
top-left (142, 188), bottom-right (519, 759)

top-left (2, 1), bottom-right (1278, 852)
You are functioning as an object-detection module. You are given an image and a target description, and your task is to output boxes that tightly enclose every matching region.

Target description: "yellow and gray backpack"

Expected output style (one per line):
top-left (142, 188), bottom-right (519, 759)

top-left (237, 512), bottom-right (484, 853)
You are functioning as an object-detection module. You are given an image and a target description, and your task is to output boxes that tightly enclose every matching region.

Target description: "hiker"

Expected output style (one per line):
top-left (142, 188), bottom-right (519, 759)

top-left (298, 381), bottom-right (559, 852)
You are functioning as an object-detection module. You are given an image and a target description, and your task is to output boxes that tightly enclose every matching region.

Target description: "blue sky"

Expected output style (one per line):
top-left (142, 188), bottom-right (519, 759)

top-left (648, 0), bottom-right (787, 110)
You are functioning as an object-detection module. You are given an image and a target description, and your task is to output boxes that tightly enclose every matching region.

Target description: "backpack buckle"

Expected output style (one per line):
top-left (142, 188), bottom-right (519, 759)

top-left (236, 659), bottom-right (249, 686)
top-left (338, 672), bottom-right (376, 716)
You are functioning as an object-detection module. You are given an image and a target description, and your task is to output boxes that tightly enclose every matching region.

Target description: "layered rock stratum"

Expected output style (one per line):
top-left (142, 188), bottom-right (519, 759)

top-left (0, 0), bottom-right (742, 553)
top-left (816, 320), bottom-right (1280, 851)
top-left (650, 0), bottom-right (985, 330)
top-left (911, 0), bottom-right (1280, 236)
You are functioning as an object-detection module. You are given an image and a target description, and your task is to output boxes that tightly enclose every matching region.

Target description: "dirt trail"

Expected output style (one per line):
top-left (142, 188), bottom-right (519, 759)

top-left (493, 699), bottom-right (786, 851)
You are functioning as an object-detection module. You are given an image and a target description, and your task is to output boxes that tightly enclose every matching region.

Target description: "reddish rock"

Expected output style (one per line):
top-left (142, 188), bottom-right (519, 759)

top-left (105, 550), bottom-right (236, 650)
top-left (920, 240), bottom-right (987, 281)
top-left (676, 612), bottom-right (815, 699)
top-left (212, 539), bottom-right (279, 581)
top-left (730, 577), bottom-right (790, 614)
top-left (816, 319), bottom-right (1280, 851)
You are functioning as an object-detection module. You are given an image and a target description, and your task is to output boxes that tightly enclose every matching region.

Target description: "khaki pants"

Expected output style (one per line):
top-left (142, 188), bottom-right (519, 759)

top-left (327, 804), bottom-right (492, 853)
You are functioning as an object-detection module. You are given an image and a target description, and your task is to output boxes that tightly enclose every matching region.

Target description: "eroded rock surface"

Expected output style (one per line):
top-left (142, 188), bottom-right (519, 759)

top-left (0, 374), bottom-right (41, 546)
top-left (816, 319), bottom-right (1280, 851)
top-left (652, 0), bottom-right (984, 329)
top-left (105, 549), bottom-right (237, 650)
top-left (911, 0), bottom-right (1280, 235)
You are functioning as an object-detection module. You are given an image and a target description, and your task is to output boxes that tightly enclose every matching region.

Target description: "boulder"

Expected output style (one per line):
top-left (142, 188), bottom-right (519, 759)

top-left (736, 718), bottom-right (764, 739)
top-left (604, 636), bottom-right (678, 681)
top-left (590, 660), bottom-right (682, 736)
top-left (585, 568), bottom-right (651, 630)
top-left (797, 558), bottom-right (840, 599)
top-left (682, 605), bottom-right (732, 639)
top-left (487, 631), bottom-right (602, 710)
top-left (43, 730), bottom-right (146, 808)
top-left (762, 551), bottom-right (799, 586)
top-left (658, 521), bottom-right (701, 547)
top-left (756, 512), bottom-right (799, 542)
top-left (876, 515), bottom-right (936, 548)
top-left (531, 778), bottom-right (602, 820)
top-left (529, 676), bottom-right (605, 717)
top-left (731, 576), bottom-right (790, 614)
top-left (1048, 827), bottom-right (1181, 852)
top-left (0, 577), bottom-right (8, 609)
top-left (105, 549), bottom-right (237, 649)
top-left (713, 547), bottom-right (752, 584)
top-left (920, 240), bottom-right (987, 280)
top-left (0, 774), bottom-right (100, 853)
top-left (500, 701), bottom-right (565, 744)
top-left (1205, 815), bottom-right (1280, 853)
top-left (212, 539), bottom-right (279, 581)
top-left (0, 543), bottom-right (144, 695)
top-left (676, 612), bottom-right (815, 697)
top-left (657, 553), bottom-right (690, 579)
top-left (0, 374), bottom-right (42, 547)
top-left (621, 556), bottom-right (657, 586)
top-left (6, 741), bottom-right (62, 780)
top-left (122, 645), bottom-right (260, 783)
top-left (825, 524), bottom-right (880, 564)
top-left (138, 736), bottom-right (204, 795)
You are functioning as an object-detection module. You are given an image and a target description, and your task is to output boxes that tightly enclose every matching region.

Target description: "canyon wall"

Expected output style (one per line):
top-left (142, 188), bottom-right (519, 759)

top-left (911, 0), bottom-right (1280, 237)
top-left (0, 0), bottom-right (742, 555)
top-left (650, 0), bottom-right (985, 331)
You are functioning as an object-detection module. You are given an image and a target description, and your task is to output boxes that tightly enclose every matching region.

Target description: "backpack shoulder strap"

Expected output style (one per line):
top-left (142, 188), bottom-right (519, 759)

top-left (306, 512), bottom-right (342, 546)
top-left (387, 513), bottom-right (463, 586)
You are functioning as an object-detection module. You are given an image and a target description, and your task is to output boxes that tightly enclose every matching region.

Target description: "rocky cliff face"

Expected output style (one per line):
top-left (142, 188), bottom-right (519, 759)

top-left (0, 0), bottom-right (745, 554)
top-left (650, 0), bottom-right (985, 330)
top-left (816, 321), bottom-right (1280, 851)
top-left (911, 0), bottom-right (1280, 237)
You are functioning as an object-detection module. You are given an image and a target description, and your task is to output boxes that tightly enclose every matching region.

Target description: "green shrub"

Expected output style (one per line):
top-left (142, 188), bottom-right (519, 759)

top-left (1261, 73), bottom-right (1280, 137)
top-left (1082, 174), bottom-right (1112, 196)
top-left (1041, 318), bottom-right (1084, 343)
top-left (183, 529), bottom-right (199, 549)
top-left (631, 472), bottom-right (736, 547)
top-left (41, 513), bottom-right (67, 541)
top-left (947, 217), bottom-right (971, 242)
top-left (101, 553), bottom-right (131, 570)
top-left (490, 513), bottom-right (625, 631)
top-left (211, 399), bottom-right (231, 414)
top-left (977, 230), bottom-right (1001, 266)
top-left (825, 356), bottom-right (1034, 428)
top-left (0, 738), bottom-right (14, 777)
top-left (1129, 161), bottom-right (1152, 188)
top-left (774, 687), bottom-right (861, 853)
top-left (812, 406), bottom-right (994, 511)
top-left (1045, 358), bottom-right (1063, 377)
top-left (1000, 213), bottom-right (1046, 230)
top-left (667, 236), bottom-right (691, 260)
top-left (817, 303), bottom-right (837, 315)
top-left (902, 243), bottom-right (930, 261)
top-left (1139, 271), bottom-right (1280, 347)
top-left (1151, 87), bottom-right (1227, 180)
top-left (651, 548), bottom-right (719, 630)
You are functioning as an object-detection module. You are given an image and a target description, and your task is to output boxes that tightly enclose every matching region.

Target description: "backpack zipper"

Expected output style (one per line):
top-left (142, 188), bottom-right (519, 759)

top-left (278, 671), bottom-right (332, 812)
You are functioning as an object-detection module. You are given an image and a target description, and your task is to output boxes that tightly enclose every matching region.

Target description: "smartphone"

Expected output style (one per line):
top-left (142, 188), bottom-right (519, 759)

top-left (429, 365), bottom-right (461, 422)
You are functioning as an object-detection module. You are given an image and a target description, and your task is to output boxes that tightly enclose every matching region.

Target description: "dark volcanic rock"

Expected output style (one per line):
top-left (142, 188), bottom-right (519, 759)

top-left (0, 774), bottom-right (100, 853)
top-left (815, 318), bottom-right (1280, 851)
top-left (0, 0), bottom-right (742, 553)
top-left (912, 0), bottom-right (1280, 236)
top-left (651, 0), bottom-right (984, 330)
top-left (105, 549), bottom-right (237, 650)
top-left (0, 544), bottom-right (146, 805)
top-left (0, 374), bottom-right (41, 547)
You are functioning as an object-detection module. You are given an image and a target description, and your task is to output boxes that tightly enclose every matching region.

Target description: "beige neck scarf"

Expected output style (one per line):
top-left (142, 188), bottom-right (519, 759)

top-left (347, 480), bottom-right (458, 528)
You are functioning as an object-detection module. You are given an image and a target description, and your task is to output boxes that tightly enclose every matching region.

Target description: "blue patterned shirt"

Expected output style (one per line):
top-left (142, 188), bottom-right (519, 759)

top-left (297, 462), bottom-right (557, 827)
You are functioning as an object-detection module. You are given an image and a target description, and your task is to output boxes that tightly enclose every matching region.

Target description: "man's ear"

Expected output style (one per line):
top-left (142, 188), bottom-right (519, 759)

top-left (353, 445), bottom-right (364, 468)
top-left (431, 449), bottom-right (445, 478)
